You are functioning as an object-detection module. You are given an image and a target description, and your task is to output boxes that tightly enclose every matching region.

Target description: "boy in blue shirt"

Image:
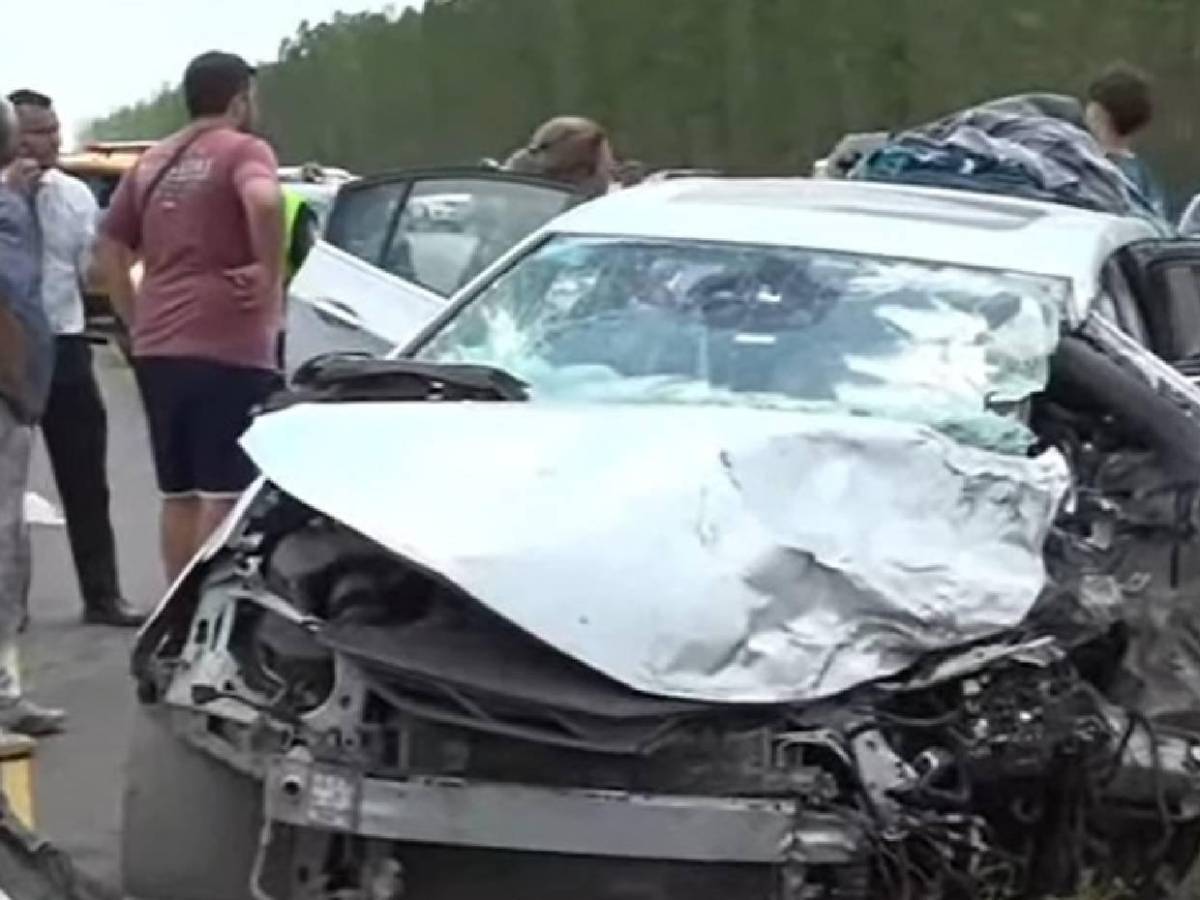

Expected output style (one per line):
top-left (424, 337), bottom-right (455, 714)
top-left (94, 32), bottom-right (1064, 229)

top-left (1086, 63), bottom-right (1168, 217)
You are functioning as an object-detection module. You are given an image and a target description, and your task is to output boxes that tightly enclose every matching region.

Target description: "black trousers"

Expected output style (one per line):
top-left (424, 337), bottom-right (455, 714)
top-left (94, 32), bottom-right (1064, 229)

top-left (40, 336), bottom-right (121, 608)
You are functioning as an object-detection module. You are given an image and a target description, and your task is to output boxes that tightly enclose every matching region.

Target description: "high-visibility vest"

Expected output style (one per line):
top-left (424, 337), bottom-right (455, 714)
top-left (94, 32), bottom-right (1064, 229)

top-left (282, 188), bottom-right (308, 283)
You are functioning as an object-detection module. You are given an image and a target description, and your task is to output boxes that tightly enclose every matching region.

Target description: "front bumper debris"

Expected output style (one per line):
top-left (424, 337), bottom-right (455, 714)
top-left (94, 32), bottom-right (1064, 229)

top-left (265, 755), bottom-right (861, 865)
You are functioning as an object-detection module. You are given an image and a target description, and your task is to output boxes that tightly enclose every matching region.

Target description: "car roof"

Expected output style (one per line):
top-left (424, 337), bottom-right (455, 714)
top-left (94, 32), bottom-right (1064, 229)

top-left (80, 139), bottom-right (155, 152)
top-left (548, 178), bottom-right (1161, 320)
top-left (278, 165), bottom-right (355, 183)
top-left (283, 181), bottom-right (340, 199)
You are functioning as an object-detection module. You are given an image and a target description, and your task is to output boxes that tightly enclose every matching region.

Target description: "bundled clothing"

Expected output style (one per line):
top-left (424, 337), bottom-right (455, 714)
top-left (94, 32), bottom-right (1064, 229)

top-left (853, 93), bottom-right (1169, 229)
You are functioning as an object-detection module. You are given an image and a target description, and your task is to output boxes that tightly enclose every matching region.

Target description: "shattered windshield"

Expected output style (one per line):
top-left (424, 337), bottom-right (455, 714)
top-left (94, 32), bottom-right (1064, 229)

top-left (418, 236), bottom-right (1068, 453)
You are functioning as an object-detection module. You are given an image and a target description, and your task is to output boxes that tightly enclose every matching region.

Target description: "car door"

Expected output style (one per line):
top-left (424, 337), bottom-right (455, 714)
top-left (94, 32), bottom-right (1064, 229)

top-left (284, 169), bottom-right (577, 376)
top-left (1115, 240), bottom-right (1200, 363)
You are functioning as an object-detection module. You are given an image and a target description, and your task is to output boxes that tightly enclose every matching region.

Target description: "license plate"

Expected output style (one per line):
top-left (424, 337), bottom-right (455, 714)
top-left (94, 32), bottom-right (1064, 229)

top-left (305, 766), bottom-right (362, 832)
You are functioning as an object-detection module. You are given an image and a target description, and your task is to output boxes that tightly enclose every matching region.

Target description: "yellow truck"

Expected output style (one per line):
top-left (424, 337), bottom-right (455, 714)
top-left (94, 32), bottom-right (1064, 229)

top-left (59, 140), bottom-right (152, 352)
top-left (59, 139), bottom-right (152, 207)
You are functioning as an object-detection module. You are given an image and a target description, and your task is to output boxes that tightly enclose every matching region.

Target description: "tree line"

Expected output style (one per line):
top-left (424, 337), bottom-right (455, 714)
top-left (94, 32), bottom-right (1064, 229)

top-left (84, 0), bottom-right (1200, 209)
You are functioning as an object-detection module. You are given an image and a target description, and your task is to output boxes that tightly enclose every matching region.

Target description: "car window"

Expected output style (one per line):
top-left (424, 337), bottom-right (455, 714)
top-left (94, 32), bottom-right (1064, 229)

top-left (283, 182), bottom-right (341, 232)
top-left (325, 181), bottom-right (409, 266)
top-left (1095, 293), bottom-right (1121, 327)
top-left (306, 195), bottom-right (334, 231)
top-left (1181, 196), bottom-right (1200, 237)
top-left (1159, 263), bottom-right (1200, 359)
top-left (379, 178), bottom-right (577, 296)
top-left (419, 235), bottom-right (1068, 455)
top-left (1100, 262), bottom-right (1151, 347)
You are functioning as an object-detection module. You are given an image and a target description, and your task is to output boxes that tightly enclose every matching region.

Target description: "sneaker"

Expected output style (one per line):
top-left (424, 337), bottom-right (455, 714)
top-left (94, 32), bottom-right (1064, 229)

top-left (0, 699), bottom-right (66, 737)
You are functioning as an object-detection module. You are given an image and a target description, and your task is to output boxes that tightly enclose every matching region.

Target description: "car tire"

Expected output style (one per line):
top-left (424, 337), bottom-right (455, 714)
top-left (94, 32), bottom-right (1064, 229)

top-left (121, 706), bottom-right (262, 900)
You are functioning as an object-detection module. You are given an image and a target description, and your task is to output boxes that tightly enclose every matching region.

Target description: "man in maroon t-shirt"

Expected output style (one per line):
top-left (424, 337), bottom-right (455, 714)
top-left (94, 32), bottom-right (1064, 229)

top-left (97, 51), bottom-right (284, 580)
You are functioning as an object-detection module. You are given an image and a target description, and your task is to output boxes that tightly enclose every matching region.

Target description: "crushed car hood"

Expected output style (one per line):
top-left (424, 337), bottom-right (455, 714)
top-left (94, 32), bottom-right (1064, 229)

top-left (241, 402), bottom-right (1069, 703)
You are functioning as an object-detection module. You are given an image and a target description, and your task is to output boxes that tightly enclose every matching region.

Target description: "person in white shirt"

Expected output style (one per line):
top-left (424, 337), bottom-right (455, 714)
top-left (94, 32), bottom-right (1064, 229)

top-left (8, 89), bottom-right (144, 627)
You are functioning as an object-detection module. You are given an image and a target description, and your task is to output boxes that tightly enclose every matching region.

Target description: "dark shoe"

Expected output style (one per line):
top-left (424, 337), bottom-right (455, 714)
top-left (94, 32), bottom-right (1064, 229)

top-left (82, 598), bottom-right (147, 628)
top-left (0, 698), bottom-right (66, 737)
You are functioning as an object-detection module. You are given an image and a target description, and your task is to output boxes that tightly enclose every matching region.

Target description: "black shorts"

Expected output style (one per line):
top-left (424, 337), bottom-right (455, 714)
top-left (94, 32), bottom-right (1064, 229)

top-left (134, 357), bottom-right (281, 499)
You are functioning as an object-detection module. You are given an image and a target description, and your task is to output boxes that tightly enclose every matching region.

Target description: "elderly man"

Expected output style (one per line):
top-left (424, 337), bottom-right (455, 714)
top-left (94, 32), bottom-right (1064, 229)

top-left (8, 89), bottom-right (142, 627)
top-left (0, 97), bottom-right (66, 736)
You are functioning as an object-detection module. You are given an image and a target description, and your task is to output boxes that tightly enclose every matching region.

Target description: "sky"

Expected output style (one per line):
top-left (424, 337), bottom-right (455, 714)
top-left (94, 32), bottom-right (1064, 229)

top-left (0, 0), bottom-right (412, 146)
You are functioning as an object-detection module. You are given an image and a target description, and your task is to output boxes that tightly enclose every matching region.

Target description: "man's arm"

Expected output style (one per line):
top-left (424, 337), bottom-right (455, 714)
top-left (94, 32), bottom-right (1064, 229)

top-left (0, 192), bottom-right (45, 422)
top-left (0, 223), bottom-right (30, 409)
top-left (96, 169), bottom-right (142, 328)
top-left (229, 139), bottom-right (284, 305)
top-left (75, 185), bottom-right (102, 293)
top-left (93, 236), bottom-right (136, 327)
top-left (240, 176), bottom-right (284, 292)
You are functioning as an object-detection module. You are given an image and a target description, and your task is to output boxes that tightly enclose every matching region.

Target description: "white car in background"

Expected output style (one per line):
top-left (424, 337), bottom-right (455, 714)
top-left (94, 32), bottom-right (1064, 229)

top-left (278, 164), bottom-right (356, 233)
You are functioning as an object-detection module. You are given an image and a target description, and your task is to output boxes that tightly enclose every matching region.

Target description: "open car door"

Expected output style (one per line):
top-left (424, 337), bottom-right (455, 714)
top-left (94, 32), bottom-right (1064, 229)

top-left (284, 169), bottom-right (578, 376)
top-left (1114, 239), bottom-right (1200, 364)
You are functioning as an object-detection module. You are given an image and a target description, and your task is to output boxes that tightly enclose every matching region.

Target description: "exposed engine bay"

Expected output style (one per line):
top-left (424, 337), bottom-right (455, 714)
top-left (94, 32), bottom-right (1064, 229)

top-left (130, 314), bottom-right (1200, 900)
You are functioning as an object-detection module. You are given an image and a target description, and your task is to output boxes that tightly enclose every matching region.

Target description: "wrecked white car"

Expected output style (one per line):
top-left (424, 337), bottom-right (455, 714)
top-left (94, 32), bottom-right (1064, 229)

top-left (125, 178), bottom-right (1200, 899)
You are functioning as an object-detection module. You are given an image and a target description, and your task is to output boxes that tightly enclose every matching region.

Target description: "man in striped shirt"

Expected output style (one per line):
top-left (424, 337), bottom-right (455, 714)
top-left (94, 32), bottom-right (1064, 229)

top-left (0, 96), bottom-right (67, 738)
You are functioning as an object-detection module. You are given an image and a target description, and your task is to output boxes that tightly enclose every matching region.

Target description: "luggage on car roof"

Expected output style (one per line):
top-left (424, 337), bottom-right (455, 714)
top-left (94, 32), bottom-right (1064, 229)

top-left (851, 93), bottom-right (1167, 226)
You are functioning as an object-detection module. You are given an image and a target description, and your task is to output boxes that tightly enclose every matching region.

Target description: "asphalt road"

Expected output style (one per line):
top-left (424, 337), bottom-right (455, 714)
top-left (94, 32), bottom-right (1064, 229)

top-left (23, 345), bottom-right (163, 891)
